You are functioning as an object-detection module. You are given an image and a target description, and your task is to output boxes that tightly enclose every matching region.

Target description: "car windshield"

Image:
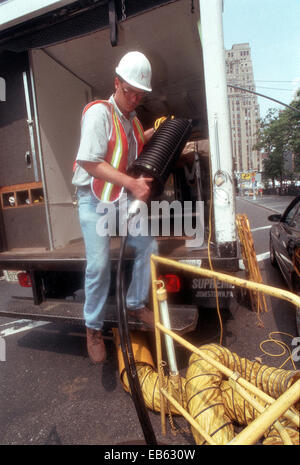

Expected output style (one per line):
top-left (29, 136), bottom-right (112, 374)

top-left (292, 204), bottom-right (300, 230)
top-left (284, 200), bottom-right (300, 229)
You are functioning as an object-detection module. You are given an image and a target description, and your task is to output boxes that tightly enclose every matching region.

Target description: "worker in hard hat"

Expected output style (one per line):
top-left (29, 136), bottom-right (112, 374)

top-left (72, 51), bottom-right (158, 364)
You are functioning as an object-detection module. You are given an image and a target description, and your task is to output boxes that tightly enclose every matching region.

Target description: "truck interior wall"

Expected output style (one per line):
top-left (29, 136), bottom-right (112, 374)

top-left (1, 0), bottom-right (211, 254)
top-left (30, 49), bottom-right (92, 249)
top-left (0, 51), bottom-right (49, 250)
top-left (43, 0), bottom-right (207, 134)
top-left (2, 205), bottom-right (49, 249)
top-left (26, 0), bottom-right (208, 252)
top-left (0, 52), bottom-right (35, 187)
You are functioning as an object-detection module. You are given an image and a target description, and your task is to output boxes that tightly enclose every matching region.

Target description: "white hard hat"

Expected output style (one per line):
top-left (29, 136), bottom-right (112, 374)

top-left (115, 51), bottom-right (152, 92)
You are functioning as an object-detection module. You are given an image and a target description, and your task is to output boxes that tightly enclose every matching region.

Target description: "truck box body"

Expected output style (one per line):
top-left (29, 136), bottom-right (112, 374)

top-left (0, 0), bottom-right (238, 324)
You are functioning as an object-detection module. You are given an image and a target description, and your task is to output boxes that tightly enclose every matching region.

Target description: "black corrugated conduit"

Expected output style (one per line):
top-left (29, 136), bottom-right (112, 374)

top-left (128, 117), bottom-right (193, 197)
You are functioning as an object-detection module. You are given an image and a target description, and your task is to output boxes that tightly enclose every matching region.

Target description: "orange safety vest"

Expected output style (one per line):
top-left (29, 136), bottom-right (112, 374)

top-left (73, 100), bottom-right (145, 203)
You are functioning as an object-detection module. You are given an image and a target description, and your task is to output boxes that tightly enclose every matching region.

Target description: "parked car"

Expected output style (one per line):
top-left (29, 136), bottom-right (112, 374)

top-left (269, 195), bottom-right (300, 334)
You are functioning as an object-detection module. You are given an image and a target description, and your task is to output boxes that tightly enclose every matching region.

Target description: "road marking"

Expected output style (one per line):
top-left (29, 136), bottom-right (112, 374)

top-left (261, 205), bottom-right (283, 213)
top-left (256, 251), bottom-right (270, 261)
top-left (238, 197), bottom-right (290, 214)
top-left (251, 225), bottom-right (272, 232)
top-left (0, 319), bottom-right (48, 337)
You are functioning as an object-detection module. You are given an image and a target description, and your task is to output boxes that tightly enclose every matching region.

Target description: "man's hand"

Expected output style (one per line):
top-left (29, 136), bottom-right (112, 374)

top-left (144, 127), bottom-right (155, 144)
top-left (79, 160), bottom-right (153, 201)
top-left (127, 176), bottom-right (153, 202)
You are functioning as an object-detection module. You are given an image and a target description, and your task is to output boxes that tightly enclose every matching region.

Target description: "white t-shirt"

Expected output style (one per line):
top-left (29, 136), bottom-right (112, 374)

top-left (72, 95), bottom-right (137, 187)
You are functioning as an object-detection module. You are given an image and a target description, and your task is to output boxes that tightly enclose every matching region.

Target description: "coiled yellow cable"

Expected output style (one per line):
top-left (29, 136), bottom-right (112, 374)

top-left (259, 331), bottom-right (297, 370)
top-left (207, 143), bottom-right (224, 345)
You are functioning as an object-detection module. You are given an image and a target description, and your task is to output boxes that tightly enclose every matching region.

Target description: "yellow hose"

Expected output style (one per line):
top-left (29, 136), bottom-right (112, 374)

top-left (186, 343), bottom-right (300, 445)
top-left (112, 329), bottom-right (186, 415)
top-left (112, 330), bottom-right (300, 445)
top-left (185, 349), bottom-right (235, 444)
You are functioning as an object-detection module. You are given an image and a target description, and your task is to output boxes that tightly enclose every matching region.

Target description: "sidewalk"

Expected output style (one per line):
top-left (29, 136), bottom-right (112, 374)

top-left (237, 194), bottom-right (296, 214)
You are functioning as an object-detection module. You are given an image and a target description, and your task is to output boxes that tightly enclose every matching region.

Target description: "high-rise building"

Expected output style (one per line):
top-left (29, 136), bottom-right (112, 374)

top-left (225, 43), bottom-right (261, 173)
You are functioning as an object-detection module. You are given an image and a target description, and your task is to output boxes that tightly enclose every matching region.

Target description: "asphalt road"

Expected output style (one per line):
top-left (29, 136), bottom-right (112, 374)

top-left (0, 194), bottom-right (299, 447)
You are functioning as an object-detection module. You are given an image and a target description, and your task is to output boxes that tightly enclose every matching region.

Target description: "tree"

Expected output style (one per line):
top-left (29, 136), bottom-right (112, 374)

top-left (254, 89), bottom-right (300, 188)
top-left (286, 90), bottom-right (300, 171)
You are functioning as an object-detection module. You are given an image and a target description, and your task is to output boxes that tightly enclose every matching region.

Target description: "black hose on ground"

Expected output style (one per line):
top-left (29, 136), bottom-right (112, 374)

top-left (116, 234), bottom-right (157, 445)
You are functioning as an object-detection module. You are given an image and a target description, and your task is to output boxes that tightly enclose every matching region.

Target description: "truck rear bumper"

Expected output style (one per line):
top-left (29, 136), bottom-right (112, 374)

top-left (0, 298), bottom-right (198, 334)
top-left (0, 237), bottom-right (239, 271)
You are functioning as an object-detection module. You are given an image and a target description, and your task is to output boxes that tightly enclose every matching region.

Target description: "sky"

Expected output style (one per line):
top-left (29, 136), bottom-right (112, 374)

top-left (222, 0), bottom-right (300, 119)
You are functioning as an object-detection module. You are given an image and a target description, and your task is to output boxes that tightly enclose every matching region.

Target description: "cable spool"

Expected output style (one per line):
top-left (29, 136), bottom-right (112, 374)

top-left (128, 117), bottom-right (193, 198)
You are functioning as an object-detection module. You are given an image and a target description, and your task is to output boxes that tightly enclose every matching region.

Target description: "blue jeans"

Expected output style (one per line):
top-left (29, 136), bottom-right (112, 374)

top-left (77, 188), bottom-right (158, 330)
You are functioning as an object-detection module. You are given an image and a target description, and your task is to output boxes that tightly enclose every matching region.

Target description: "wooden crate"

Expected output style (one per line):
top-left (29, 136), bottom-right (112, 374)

top-left (0, 182), bottom-right (44, 209)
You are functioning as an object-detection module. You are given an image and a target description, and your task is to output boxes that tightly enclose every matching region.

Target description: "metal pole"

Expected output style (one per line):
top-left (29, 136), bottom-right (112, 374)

top-left (198, 0), bottom-right (237, 256)
top-left (228, 84), bottom-right (300, 114)
top-left (29, 55), bottom-right (54, 251)
top-left (228, 379), bottom-right (300, 445)
top-left (157, 286), bottom-right (178, 375)
top-left (22, 71), bottom-right (39, 182)
top-left (155, 320), bottom-right (299, 429)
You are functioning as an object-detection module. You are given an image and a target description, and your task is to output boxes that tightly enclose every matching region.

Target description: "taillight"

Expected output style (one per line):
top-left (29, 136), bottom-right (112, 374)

top-left (17, 272), bottom-right (32, 287)
top-left (158, 274), bottom-right (181, 293)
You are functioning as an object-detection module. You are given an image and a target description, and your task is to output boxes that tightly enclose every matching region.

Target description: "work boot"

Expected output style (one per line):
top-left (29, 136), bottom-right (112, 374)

top-left (127, 307), bottom-right (155, 330)
top-left (86, 328), bottom-right (107, 363)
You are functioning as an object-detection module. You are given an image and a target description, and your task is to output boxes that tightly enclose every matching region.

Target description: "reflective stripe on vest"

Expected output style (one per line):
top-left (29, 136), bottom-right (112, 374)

top-left (98, 104), bottom-right (128, 202)
top-left (89, 101), bottom-right (145, 203)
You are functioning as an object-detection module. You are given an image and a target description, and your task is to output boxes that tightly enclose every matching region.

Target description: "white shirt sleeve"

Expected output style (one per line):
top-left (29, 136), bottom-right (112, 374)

top-left (76, 103), bottom-right (111, 164)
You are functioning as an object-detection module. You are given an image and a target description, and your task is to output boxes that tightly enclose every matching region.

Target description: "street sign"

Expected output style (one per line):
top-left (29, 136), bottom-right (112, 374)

top-left (241, 172), bottom-right (256, 180)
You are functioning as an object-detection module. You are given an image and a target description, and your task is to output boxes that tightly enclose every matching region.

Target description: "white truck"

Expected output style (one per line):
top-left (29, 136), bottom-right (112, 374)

top-left (0, 0), bottom-right (238, 329)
